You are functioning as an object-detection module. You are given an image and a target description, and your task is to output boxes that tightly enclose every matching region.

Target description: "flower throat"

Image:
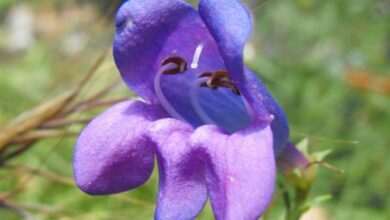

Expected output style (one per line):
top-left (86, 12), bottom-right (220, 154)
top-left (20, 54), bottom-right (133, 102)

top-left (153, 45), bottom-right (252, 133)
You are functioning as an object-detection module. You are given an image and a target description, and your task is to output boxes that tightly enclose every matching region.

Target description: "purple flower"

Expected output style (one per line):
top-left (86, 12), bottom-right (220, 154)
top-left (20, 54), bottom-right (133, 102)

top-left (73, 0), bottom-right (290, 219)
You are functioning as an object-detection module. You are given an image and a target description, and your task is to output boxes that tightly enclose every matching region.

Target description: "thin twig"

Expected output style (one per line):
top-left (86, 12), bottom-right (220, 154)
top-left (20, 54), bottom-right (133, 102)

top-left (306, 161), bottom-right (345, 174)
top-left (0, 199), bottom-right (37, 220)
top-left (41, 118), bottom-right (92, 129)
top-left (76, 47), bottom-right (112, 89)
top-left (0, 91), bottom-right (77, 151)
top-left (1, 164), bottom-right (155, 209)
top-left (45, 0), bottom-right (118, 94)
top-left (0, 48), bottom-right (110, 152)
top-left (251, 0), bottom-right (271, 12)
top-left (1, 197), bottom-right (73, 218)
top-left (291, 131), bottom-right (359, 144)
top-left (64, 80), bottom-right (121, 114)
top-left (80, 80), bottom-right (121, 104)
top-left (112, 195), bottom-right (155, 209)
top-left (0, 0), bottom-right (120, 205)
top-left (72, 97), bottom-right (128, 113)
top-left (12, 130), bottom-right (79, 143)
top-left (4, 164), bottom-right (75, 186)
top-left (0, 141), bottom-right (35, 163)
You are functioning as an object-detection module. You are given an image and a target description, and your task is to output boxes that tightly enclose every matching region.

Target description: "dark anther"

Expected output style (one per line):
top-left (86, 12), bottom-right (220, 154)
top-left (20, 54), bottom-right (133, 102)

top-left (198, 72), bottom-right (213, 78)
top-left (213, 70), bottom-right (232, 80)
top-left (161, 56), bottom-right (187, 75)
top-left (207, 70), bottom-right (230, 88)
top-left (198, 70), bottom-right (241, 95)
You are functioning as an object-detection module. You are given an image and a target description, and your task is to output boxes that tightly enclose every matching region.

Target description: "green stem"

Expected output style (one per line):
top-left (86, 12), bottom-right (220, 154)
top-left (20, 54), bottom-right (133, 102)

top-left (285, 187), bottom-right (310, 220)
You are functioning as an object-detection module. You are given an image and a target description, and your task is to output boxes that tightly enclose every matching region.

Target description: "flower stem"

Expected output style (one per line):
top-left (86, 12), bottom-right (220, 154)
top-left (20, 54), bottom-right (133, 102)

top-left (285, 187), bottom-right (310, 220)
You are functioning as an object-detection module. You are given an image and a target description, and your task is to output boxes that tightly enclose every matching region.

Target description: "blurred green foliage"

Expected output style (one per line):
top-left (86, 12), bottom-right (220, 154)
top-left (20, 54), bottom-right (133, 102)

top-left (250, 0), bottom-right (390, 219)
top-left (0, 0), bottom-right (16, 11)
top-left (0, 0), bottom-right (389, 219)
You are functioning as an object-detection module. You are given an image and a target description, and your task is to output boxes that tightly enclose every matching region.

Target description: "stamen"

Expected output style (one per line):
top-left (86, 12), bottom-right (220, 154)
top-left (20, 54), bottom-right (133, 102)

top-left (193, 72), bottom-right (252, 128)
top-left (191, 77), bottom-right (254, 131)
top-left (199, 70), bottom-right (241, 95)
top-left (212, 70), bottom-right (231, 80)
top-left (191, 43), bottom-right (204, 69)
top-left (161, 56), bottom-right (187, 75)
top-left (190, 78), bottom-right (217, 125)
top-left (198, 72), bottom-right (213, 78)
top-left (154, 63), bottom-right (187, 122)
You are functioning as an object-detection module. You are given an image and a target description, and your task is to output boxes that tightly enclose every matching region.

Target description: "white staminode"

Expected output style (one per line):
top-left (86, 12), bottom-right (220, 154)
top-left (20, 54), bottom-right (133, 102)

top-left (191, 43), bottom-right (204, 69)
top-left (154, 63), bottom-right (187, 121)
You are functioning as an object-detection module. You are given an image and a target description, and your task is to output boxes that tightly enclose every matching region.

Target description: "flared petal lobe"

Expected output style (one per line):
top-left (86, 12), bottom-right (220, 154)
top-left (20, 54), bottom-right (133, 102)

top-left (147, 119), bottom-right (208, 220)
top-left (73, 100), bottom-right (168, 195)
top-left (190, 122), bottom-right (275, 220)
top-left (146, 117), bottom-right (275, 220)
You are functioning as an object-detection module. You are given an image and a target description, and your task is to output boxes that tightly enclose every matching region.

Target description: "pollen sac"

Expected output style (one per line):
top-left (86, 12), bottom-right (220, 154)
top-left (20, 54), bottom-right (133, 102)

top-left (198, 70), bottom-right (241, 95)
top-left (198, 72), bottom-right (213, 78)
top-left (161, 56), bottom-right (187, 75)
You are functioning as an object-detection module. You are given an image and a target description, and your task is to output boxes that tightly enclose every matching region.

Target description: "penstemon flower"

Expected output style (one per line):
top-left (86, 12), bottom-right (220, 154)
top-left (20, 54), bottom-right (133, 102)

top-left (73, 0), bottom-right (292, 219)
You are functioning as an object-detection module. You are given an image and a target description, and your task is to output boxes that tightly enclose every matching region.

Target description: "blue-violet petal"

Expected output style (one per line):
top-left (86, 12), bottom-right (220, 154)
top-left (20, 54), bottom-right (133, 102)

top-left (73, 100), bottom-right (167, 195)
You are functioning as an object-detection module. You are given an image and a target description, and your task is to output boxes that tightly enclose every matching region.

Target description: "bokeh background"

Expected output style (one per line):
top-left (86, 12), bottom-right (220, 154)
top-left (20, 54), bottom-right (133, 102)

top-left (0, 0), bottom-right (389, 219)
